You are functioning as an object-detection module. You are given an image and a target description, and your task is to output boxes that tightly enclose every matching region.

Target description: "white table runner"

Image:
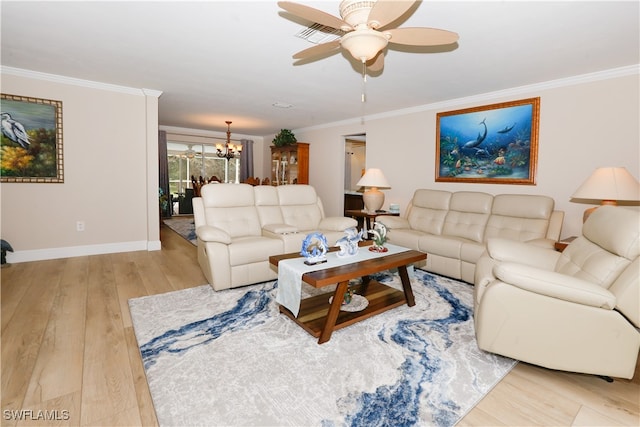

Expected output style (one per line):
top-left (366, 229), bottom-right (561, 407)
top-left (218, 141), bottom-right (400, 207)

top-left (276, 244), bottom-right (410, 317)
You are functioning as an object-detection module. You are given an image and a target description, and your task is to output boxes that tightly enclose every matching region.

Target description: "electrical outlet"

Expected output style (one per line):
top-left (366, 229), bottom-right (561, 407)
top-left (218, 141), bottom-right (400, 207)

top-left (76, 221), bottom-right (85, 232)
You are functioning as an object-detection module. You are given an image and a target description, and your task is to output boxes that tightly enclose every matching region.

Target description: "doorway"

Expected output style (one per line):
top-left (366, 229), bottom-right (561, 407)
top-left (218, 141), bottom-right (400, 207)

top-left (345, 134), bottom-right (366, 191)
top-left (344, 134), bottom-right (366, 214)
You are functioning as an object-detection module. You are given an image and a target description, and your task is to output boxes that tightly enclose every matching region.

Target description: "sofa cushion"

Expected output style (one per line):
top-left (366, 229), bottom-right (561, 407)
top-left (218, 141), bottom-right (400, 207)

top-left (254, 186), bottom-right (285, 227)
top-left (262, 223), bottom-right (298, 234)
top-left (555, 237), bottom-right (631, 288)
top-left (555, 207), bottom-right (638, 289)
top-left (228, 236), bottom-right (283, 266)
top-left (460, 241), bottom-right (486, 264)
top-left (387, 228), bottom-right (424, 251)
top-left (201, 182), bottom-right (255, 208)
top-left (277, 184), bottom-right (319, 205)
top-left (277, 185), bottom-right (323, 231)
top-left (442, 191), bottom-right (492, 243)
top-left (205, 206), bottom-right (263, 238)
top-left (254, 185), bottom-right (280, 206)
top-left (280, 206), bottom-right (323, 231)
top-left (484, 194), bottom-right (554, 242)
top-left (199, 184), bottom-right (262, 238)
top-left (582, 205), bottom-right (640, 260)
top-left (492, 194), bottom-right (554, 219)
top-left (419, 234), bottom-right (465, 259)
top-left (407, 189), bottom-right (451, 235)
top-left (319, 217), bottom-right (358, 231)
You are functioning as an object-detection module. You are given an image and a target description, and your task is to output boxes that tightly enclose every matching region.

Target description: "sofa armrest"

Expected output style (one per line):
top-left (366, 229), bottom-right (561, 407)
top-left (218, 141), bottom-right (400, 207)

top-left (318, 216), bottom-right (358, 231)
top-left (487, 238), bottom-right (560, 271)
top-left (525, 237), bottom-right (556, 249)
top-left (262, 223), bottom-right (299, 234)
top-left (192, 197), bottom-right (205, 228)
top-left (196, 225), bottom-right (231, 244)
top-left (546, 210), bottom-right (565, 241)
top-left (495, 262), bottom-right (616, 309)
top-left (376, 216), bottom-right (410, 229)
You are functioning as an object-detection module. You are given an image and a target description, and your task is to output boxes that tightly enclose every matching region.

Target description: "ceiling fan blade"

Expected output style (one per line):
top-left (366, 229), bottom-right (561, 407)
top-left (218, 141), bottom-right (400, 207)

top-left (292, 39), bottom-right (341, 60)
top-left (367, 52), bottom-right (384, 72)
top-left (385, 27), bottom-right (459, 46)
top-left (368, 0), bottom-right (418, 29)
top-left (278, 1), bottom-right (352, 31)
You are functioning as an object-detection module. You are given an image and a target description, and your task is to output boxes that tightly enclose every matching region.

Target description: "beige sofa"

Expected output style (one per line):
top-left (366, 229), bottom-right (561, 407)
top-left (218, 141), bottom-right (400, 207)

top-left (377, 189), bottom-right (564, 283)
top-left (473, 206), bottom-right (640, 379)
top-left (193, 184), bottom-right (357, 291)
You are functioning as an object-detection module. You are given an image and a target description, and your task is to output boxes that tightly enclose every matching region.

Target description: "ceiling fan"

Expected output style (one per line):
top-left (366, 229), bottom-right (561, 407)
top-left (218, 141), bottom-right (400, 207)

top-left (278, 0), bottom-right (459, 72)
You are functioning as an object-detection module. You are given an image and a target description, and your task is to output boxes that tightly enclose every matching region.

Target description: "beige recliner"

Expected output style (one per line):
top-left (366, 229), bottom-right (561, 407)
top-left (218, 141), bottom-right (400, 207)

top-left (474, 205), bottom-right (640, 379)
top-left (193, 183), bottom-right (283, 291)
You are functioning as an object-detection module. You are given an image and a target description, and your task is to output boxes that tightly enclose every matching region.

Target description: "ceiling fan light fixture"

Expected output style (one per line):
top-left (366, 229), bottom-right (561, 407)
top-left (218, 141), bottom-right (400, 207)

top-left (281, 0), bottom-right (457, 74)
top-left (339, 0), bottom-right (375, 27)
top-left (184, 147), bottom-right (196, 159)
top-left (340, 28), bottom-right (388, 62)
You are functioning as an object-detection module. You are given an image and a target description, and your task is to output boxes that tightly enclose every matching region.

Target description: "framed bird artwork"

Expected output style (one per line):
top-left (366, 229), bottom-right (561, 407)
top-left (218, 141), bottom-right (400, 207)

top-left (1, 93), bottom-right (64, 183)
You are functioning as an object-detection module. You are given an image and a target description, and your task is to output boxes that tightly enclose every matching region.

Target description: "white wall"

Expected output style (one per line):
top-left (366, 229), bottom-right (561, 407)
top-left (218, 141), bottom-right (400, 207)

top-left (1, 71), bottom-right (161, 262)
top-left (273, 68), bottom-right (639, 239)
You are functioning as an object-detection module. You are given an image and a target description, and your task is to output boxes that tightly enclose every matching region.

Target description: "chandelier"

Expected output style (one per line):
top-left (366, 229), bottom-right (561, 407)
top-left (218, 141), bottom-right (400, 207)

top-left (216, 121), bottom-right (242, 161)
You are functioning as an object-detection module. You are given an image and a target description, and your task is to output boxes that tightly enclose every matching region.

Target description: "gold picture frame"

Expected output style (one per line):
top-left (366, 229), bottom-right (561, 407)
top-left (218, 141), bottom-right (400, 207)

top-left (436, 97), bottom-right (540, 185)
top-left (1, 93), bottom-right (64, 183)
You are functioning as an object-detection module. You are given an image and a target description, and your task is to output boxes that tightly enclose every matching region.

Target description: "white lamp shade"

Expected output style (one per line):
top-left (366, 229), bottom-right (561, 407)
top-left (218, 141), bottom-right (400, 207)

top-left (357, 168), bottom-right (390, 188)
top-left (572, 167), bottom-right (640, 202)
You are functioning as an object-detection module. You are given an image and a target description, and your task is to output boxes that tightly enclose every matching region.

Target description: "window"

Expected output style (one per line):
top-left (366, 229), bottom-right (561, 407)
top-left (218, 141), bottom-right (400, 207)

top-left (167, 141), bottom-right (240, 195)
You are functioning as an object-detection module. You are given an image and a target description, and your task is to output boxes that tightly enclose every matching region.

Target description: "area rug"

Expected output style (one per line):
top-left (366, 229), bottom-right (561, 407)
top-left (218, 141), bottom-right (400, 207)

top-left (163, 217), bottom-right (196, 245)
top-left (129, 269), bottom-right (516, 427)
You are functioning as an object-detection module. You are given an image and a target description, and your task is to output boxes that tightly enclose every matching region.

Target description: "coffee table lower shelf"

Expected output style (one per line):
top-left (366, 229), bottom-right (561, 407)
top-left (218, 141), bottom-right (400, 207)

top-left (279, 279), bottom-right (406, 340)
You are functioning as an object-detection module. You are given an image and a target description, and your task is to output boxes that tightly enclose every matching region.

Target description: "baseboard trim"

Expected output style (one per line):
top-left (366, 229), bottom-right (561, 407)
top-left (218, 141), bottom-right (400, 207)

top-left (6, 240), bottom-right (158, 263)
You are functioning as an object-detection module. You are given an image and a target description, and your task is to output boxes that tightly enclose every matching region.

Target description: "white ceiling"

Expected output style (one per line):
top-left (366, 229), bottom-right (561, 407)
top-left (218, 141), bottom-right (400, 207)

top-left (1, 1), bottom-right (638, 136)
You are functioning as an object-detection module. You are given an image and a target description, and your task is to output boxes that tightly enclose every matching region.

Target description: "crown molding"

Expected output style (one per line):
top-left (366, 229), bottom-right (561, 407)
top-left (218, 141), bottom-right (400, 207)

top-left (142, 88), bottom-right (163, 98)
top-left (160, 125), bottom-right (262, 141)
top-left (4, 63), bottom-right (636, 134)
top-left (296, 64), bottom-right (640, 133)
top-left (0, 66), bottom-right (158, 96)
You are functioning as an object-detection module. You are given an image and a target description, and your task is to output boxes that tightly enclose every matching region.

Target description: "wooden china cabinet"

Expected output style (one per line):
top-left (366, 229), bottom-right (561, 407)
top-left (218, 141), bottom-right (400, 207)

top-left (270, 142), bottom-right (309, 185)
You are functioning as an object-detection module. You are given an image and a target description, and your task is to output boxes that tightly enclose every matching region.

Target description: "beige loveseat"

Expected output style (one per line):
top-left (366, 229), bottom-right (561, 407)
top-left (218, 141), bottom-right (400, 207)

top-left (193, 184), bottom-right (357, 291)
top-left (377, 189), bottom-right (564, 283)
top-left (473, 206), bottom-right (640, 379)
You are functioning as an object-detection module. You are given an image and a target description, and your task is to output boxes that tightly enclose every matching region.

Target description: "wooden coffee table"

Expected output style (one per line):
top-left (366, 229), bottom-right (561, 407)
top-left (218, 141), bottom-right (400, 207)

top-left (269, 245), bottom-right (426, 344)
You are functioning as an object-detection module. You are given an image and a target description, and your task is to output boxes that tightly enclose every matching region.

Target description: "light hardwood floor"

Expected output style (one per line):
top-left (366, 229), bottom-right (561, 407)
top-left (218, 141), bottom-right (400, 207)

top-left (2, 224), bottom-right (638, 426)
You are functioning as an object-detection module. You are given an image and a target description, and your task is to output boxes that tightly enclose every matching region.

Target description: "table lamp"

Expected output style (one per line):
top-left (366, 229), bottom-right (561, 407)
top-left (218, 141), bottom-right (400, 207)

top-left (571, 167), bottom-right (640, 222)
top-left (357, 168), bottom-right (390, 212)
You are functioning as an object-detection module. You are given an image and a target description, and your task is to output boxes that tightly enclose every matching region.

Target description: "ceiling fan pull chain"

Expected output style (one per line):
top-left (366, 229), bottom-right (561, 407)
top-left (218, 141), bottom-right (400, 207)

top-left (361, 60), bottom-right (367, 103)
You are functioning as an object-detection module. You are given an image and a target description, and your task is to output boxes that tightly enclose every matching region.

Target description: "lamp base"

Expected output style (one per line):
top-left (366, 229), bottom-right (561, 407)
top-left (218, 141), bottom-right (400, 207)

top-left (362, 188), bottom-right (384, 213)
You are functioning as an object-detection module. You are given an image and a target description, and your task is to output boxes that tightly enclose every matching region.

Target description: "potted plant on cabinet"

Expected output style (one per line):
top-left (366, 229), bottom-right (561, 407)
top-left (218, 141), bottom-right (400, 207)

top-left (272, 129), bottom-right (297, 147)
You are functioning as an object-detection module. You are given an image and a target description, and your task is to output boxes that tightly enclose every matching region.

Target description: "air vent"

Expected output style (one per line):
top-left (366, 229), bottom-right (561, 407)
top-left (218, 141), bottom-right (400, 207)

top-left (295, 23), bottom-right (344, 44)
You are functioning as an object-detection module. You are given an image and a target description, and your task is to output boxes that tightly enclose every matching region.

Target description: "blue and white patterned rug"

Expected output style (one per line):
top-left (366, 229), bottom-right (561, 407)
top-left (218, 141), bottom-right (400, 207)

top-left (129, 269), bottom-right (516, 427)
top-left (163, 217), bottom-right (196, 245)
